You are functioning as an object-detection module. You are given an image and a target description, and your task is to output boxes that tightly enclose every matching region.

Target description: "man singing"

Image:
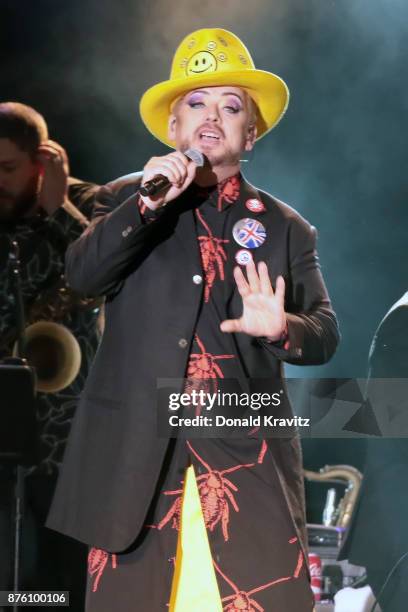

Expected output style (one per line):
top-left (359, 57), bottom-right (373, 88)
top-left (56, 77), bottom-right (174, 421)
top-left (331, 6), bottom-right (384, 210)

top-left (48, 29), bottom-right (339, 611)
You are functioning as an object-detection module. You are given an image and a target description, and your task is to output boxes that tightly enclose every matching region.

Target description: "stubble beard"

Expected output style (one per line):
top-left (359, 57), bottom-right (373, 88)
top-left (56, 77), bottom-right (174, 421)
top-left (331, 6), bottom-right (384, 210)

top-left (179, 136), bottom-right (241, 171)
top-left (0, 175), bottom-right (39, 222)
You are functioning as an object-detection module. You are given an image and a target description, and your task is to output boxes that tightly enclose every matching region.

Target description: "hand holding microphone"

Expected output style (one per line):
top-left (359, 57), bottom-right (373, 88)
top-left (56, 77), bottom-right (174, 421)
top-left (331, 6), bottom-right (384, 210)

top-left (140, 149), bottom-right (204, 211)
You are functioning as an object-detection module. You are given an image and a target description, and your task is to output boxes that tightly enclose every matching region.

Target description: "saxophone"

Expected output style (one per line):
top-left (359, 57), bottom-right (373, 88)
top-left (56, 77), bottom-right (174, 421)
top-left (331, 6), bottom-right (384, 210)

top-left (11, 277), bottom-right (102, 393)
top-left (304, 465), bottom-right (363, 529)
top-left (2, 196), bottom-right (103, 394)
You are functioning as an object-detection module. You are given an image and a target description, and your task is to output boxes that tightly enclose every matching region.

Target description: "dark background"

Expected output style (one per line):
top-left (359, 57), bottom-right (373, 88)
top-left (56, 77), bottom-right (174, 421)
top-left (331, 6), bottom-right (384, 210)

top-left (2, 0), bottom-right (407, 379)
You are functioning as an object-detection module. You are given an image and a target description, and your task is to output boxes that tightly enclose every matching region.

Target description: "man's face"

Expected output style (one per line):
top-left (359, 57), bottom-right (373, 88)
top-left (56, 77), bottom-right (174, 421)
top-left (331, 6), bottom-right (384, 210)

top-left (168, 86), bottom-right (257, 168)
top-left (0, 138), bottom-right (40, 221)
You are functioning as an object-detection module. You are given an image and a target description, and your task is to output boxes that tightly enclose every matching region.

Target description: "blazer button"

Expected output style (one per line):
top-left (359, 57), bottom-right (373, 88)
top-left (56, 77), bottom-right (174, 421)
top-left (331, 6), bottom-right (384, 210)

top-left (122, 226), bottom-right (133, 238)
top-left (178, 338), bottom-right (188, 349)
top-left (192, 274), bottom-right (203, 285)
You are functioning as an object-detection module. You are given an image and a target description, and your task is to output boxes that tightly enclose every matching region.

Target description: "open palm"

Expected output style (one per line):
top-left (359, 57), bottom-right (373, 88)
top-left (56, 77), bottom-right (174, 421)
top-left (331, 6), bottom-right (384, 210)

top-left (220, 260), bottom-right (287, 340)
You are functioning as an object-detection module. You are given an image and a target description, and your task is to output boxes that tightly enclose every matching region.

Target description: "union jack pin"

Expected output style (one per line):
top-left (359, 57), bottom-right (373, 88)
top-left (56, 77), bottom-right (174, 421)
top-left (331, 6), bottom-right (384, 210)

top-left (235, 249), bottom-right (253, 266)
top-left (245, 198), bottom-right (266, 213)
top-left (232, 218), bottom-right (267, 249)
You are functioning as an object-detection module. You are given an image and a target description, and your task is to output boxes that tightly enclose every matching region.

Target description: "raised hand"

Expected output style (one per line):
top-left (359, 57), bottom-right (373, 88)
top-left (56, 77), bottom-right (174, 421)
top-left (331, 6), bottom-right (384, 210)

top-left (220, 260), bottom-right (287, 341)
top-left (36, 140), bottom-right (69, 215)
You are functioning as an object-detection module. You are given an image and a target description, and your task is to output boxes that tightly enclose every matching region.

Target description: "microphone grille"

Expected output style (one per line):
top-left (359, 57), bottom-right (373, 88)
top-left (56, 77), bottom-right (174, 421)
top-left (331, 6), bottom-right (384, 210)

top-left (184, 148), bottom-right (205, 167)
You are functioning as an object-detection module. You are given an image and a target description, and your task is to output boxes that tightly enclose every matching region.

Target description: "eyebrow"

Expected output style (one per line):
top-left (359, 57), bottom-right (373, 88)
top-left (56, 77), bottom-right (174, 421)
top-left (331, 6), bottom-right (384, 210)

top-left (186, 90), bottom-right (244, 103)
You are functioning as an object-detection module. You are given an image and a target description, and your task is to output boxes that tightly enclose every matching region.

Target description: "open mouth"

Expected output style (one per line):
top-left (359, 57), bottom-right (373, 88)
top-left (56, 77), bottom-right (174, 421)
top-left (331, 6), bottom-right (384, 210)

top-left (199, 131), bottom-right (222, 143)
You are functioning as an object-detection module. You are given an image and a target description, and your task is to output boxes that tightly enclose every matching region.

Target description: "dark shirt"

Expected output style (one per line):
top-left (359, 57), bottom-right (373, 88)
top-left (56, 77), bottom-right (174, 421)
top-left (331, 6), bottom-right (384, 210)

top-left (142, 173), bottom-right (280, 390)
top-left (188, 174), bottom-right (243, 387)
top-left (0, 181), bottom-right (100, 474)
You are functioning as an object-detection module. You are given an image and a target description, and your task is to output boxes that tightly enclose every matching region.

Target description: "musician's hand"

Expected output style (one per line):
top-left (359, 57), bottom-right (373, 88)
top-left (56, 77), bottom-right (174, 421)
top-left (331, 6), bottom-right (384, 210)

top-left (140, 151), bottom-right (198, 211)
top-left (220, 260), bottom-right (287, 340)
top-left (36, 140), bottom-right (69, 215)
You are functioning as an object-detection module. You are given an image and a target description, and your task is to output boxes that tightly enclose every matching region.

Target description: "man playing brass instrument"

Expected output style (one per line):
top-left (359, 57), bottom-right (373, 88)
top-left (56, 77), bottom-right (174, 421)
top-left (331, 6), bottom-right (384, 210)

top-left (0, 102), bottom-right (100, 608)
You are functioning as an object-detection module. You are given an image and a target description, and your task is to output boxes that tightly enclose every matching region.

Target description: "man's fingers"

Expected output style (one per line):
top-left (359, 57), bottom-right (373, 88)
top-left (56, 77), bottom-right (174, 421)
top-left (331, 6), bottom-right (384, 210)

top-left (36, 152), bottom-right (52, 165)
top-left (38, 141), bottom-right (67, 161)
top-left (37, 148), bottom-right (63, 164)
top-left (233, 266), bottom-right (250, 297)
top-left (246, 258), bottom-right (260, 293)
top-left (184, 160), bottom-right (198, 186)
top-left (258, 261), bottom-right (273, 296)
top-left (166, 154), bottom-right (188, 184)
top-left (275, 275), bottom-right (286, 303)
top-left (153, 159), bottom-right (184, 185)
top-left (174, 150), bottom-right (194, 167)
top-left (220, 318), bottom-right (242, 333)
top-left (178, 161), bottom-right (197, 189)
top-left (45, 139), bottom-right (65, 153)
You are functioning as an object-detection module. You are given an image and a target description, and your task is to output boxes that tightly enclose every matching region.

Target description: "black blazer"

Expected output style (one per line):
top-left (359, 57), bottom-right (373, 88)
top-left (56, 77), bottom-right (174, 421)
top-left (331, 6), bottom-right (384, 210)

top-left (47, 173), bottom-right (339, 554)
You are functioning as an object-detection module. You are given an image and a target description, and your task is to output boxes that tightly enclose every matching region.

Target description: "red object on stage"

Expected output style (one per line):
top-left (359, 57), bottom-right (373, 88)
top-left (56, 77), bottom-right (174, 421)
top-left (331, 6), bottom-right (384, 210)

top-left (308, 553), bottom-right (322, 601)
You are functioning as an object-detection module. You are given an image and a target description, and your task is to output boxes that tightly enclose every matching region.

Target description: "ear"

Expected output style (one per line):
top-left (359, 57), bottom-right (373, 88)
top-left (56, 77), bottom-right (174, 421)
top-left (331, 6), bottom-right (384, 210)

top-left (167, 114), bottom-right (177, 143)
top-left (244, 123), bottom-right (257, 151)
top-left (33, 147), bottom-right (45, 174)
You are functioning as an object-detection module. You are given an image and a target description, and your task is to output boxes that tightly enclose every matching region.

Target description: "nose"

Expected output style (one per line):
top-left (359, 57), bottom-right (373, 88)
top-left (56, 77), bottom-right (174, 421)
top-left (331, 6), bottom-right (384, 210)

top-left (205, 103), bottom-right (220, 123)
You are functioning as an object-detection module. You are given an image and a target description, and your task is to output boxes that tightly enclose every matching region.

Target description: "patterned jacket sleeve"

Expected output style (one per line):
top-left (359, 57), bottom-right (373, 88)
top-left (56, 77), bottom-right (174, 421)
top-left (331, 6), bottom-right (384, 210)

top-left (50, 180), bottom-right (99, 240)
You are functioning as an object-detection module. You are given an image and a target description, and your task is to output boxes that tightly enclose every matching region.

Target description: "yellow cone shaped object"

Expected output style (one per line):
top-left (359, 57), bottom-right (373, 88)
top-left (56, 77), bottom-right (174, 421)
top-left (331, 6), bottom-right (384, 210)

top-left (169, 465), bottom-right (222, 612)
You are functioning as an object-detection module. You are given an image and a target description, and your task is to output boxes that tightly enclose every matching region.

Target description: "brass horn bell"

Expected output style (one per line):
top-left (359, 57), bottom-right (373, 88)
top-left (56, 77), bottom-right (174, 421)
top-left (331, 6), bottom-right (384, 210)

top-left (13, 320), bottom-right (81, 394)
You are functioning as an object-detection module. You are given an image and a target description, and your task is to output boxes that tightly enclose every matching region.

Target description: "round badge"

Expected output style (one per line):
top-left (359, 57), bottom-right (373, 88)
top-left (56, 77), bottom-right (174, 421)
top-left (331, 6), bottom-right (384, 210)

top-left (232, 218), bottom-right (267, 249)
top-left (235, 249), bottom-right (253, 266)
top-left (245, 198), bottom-right (266, 213)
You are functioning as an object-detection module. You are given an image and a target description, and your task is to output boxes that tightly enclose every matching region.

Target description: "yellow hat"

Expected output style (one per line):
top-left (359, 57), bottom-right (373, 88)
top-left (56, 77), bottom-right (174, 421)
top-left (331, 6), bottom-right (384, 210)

top-left (139, 28), bottom-right (289, 148)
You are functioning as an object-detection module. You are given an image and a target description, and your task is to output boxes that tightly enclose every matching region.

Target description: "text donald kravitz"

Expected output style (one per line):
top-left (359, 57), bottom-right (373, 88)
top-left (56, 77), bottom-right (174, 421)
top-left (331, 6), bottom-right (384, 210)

top-left (168, 414), bottom-right (310, 428)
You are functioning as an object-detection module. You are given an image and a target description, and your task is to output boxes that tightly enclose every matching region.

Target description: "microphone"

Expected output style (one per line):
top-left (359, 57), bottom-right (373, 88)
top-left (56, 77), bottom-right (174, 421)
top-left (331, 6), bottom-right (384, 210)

top-left (140, 149), bottom-right (205, 197)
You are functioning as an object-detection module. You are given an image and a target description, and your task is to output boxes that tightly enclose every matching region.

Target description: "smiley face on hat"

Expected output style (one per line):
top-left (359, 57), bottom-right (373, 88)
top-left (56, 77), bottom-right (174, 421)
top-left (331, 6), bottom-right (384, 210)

top-left (186, 51), bottom-right (217, 75)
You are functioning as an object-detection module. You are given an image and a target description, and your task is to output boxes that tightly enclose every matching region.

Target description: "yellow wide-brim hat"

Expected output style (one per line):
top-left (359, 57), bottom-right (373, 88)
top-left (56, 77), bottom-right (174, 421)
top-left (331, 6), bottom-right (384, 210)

top-left (139, 28), bottom-right (289, 148)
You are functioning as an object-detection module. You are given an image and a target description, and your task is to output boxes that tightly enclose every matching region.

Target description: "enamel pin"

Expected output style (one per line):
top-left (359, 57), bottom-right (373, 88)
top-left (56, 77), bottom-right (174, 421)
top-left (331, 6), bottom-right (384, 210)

top-left (232, 218), bottom-right (267, 249)
top-left (235, 249), bottom-right (253, 265)
top-left (245, 198), bottom-right (266, 213)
